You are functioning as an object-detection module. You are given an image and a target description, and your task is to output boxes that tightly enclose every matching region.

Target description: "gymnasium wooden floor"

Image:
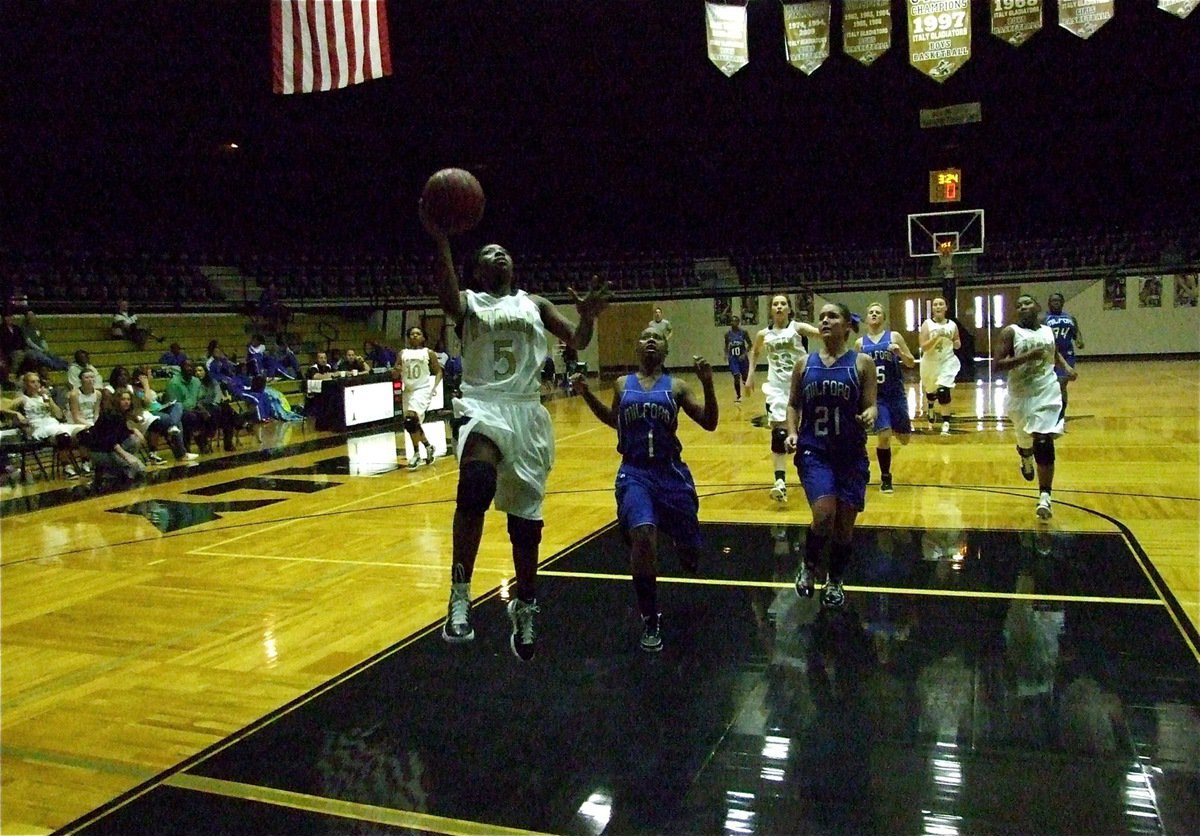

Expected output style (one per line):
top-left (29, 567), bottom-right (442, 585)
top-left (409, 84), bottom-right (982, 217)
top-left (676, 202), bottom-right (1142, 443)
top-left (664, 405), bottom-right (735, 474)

top-left (2, 360), bottom-right (1197, 835)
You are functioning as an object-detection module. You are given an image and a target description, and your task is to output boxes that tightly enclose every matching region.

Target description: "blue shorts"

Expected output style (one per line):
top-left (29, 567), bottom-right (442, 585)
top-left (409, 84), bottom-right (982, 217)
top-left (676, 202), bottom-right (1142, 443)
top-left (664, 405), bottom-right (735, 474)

top-left (875, 394), bottom-right (912, 434)
top-left (615, 461), bottom-right (702, 549)
top-left (795, 447), bottom-right (869, 511)
top-left (1054, 356), bottom-right (1076, 380)
top-left (729, 357), bottom-right (749, 378)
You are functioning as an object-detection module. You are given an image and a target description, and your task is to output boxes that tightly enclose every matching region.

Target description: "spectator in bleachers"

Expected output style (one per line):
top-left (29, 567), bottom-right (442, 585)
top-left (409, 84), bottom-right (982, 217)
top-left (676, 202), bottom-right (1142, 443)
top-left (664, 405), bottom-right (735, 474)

top-left (204, 340), bottom-right (237, 383)
top-left (365, 339), bottom-right (397, 370)
top-left (113, 384), bottom-right (193, 464)
top-left (111, 299), bottom-right (163, 349)
top-left (66, 350), bottom-right (100, 390)
top-left (69, 370), bottom-right (103, 428)
top-left (21, 311), bottom-right (68, 371)
top-left (13, 370), bottom-right (88, 477)
top-left (166, 361), bottom-right (216, 453)
top-left (194, 364), bottom-right (240, 452)
top-left (131, 364), bottom-right (186, 449)
top-left (0, 310), bottom-right (25, 374)
top-left (269, 334), bottom-right (303, 380)
top-left (87, 389), bottom-right (146, 486)
top-left (159, 342), bottom-right (189, 368)
top-left (246, 333), bottom-right (268, 376)
top-left (337, 348), bottom-right (370, 375)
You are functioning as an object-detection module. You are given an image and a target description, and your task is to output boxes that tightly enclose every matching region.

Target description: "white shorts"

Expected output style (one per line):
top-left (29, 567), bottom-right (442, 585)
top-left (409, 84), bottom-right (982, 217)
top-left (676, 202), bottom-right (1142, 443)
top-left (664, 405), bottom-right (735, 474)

top-left (1007, 392), bottom-right (1064, 447)
top-left (921, 354), bottom-right (961, 392)
top-left (453, 395), bottom-right (555, 521)
top-left (31, 420), bottom-right (88, 441)
top-left (402, 383), bottom-right (435, 421)
top-left (762, 380), bottom-right (790, 424)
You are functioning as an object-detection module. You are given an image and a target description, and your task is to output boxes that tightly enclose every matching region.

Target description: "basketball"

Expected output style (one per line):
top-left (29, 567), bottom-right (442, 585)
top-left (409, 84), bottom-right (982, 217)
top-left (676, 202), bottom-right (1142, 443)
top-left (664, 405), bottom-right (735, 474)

top-left (421, 168), bottom-right (485, 234)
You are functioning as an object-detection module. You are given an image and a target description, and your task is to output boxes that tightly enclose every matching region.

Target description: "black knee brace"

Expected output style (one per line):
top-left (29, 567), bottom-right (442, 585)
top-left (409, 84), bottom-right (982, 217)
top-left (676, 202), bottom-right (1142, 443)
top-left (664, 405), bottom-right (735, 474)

top-left (507, 515), bottom-right (544, 550)
top-left (457, 460), bottom-right (497, 514)
top-left (771, 427), bottom-right (788, 454)
top-left (403, 414), bottom-right (420, 434)
top-left (937, 386), bottom-right (952, 405)
top-left (1032, 435), bottom-right (1055, 466)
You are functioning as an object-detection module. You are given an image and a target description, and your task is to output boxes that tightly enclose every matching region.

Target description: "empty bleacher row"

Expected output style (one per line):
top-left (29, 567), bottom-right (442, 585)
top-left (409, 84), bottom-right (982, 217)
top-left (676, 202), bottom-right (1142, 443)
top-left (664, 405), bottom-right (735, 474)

top-left (3, 224), bottom-right (1197, 313)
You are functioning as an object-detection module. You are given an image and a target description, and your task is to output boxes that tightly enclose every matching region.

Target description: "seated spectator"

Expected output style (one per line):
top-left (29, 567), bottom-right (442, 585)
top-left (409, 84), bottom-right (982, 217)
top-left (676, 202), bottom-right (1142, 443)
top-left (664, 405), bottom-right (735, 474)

top-left (111, 299), bottom-right (163, 349)
top-left (365, 340), bottom-right (397, 370)
top-left (204, 340), bottom-right (237, 383)
top-left (268, 334), bottom-right (303, 380)
top-left (0, 310), bottom-right (25, 374)
top-left (69, 370), bottom-right (103, 428)
top-left (21, 311), bottom-right (68, 371)
top-left (66, 350), bottom-right (100, 390)
top-left (306, 350), bottom-right (335, 381)
top-left (13, 370), bottom-right (88, 478)
top-left (195, 364), bottom-right (243, 452)
top-left (337, 348), bottom-right (370, 374)
top-left (131, 364), bottom-right (186, 449)
top-left (87, 389), bottom-right (146, 486)
top-left (246, 374), bottom-right (303, 422)
top-left (246, 333), bottom-right (268, 376)
top-left (159, 342), bottom-right (189, 368)
top-left (166, 361), bottom-right (215, 453)
top-left (112, 383), bottom-right (196, 464)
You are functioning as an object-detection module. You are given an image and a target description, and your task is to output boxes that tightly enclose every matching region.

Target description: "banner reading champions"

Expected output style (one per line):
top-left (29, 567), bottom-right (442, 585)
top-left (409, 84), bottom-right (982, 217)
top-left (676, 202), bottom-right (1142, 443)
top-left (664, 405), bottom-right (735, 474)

top-left (843, 0), bottom-right (892, 66)
top-left (783, 1), bottom-right (831, 75)
top-left (1158, 0), bottom-right (1199, 18)
top-left (1058, 0), bottom-right (1114, 39)
top-left (706, 2), bottom-right (750, 77)
top-left (907, 0), bottom-right (971, 82)
top-left (992, 0), bottom-right (1043, 46)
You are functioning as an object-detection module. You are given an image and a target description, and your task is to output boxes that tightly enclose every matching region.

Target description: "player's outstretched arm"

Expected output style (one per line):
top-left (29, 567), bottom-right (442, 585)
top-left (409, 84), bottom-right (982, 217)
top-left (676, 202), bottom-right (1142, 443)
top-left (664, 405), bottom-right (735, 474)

top-left (573, 372), bottom-right (619, 428)
top-left (744, 330), bottom-right (767, 391)
top-left (677, 356), bottom-right (718, 431)
top-left (419, 201), bottom-right (465, 322)
top-left (1053, 347), bottom-right (1078, 381)
top-left (794, 320), bottom-right (821, 340)
top-left (892, 332), bottom-right (917, 367)
top-left (536, 276), bottom-right (612, 351)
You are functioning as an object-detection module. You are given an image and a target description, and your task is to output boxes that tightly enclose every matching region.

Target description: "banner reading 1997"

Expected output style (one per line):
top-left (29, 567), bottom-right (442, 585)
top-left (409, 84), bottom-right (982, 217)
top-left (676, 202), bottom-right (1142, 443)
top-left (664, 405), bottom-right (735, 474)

top-left (907, 0), bottom-right (971, 82)
top-left (992, 0), bottom-right (1043, 46)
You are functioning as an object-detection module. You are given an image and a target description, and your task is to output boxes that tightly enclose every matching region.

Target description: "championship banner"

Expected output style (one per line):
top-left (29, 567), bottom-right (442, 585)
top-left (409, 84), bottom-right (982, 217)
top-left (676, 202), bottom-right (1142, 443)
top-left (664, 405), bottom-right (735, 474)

top-left (843, 0), bottom-right (891, 66)
top-left (907, 0), bottom-right (971, 82)
top-left (705, 3), bottom-right (750, 77)
top-left (1159, 0), bottom-right (1199, 18)
top-left (992, 0), bottom-right (1043, 46)
top-left (1058, 0), bottom-right (1114, 39)
top-left (783, 1), bottom-right (831, 75)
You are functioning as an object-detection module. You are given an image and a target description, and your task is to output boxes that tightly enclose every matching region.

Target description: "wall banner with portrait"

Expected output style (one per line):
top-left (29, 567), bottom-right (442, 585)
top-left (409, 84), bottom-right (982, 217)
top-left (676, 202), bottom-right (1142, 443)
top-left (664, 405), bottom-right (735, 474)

top-left (740, 296), bottom-right (759, 325)
top-left (714, 297), bottom-right (733, 326)
top-left (1175, 274), bottom-right (1198, 307)
top-left (1138, 276), bottom-right (1163, 308)
top-left (1103, 276), bottom-right (1126, 310)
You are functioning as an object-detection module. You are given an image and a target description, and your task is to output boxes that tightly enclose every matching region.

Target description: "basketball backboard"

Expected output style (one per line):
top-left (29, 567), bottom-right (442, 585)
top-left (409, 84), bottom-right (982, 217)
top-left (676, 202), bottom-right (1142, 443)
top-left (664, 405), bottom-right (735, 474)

top-left (907, 209), bottom-right (985, 257)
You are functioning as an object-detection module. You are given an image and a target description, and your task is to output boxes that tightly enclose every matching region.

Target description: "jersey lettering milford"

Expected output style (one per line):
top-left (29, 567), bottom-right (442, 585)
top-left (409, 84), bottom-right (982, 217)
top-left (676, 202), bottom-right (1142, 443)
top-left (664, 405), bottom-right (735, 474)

top-left (804, 378), bottom-right (854, 402)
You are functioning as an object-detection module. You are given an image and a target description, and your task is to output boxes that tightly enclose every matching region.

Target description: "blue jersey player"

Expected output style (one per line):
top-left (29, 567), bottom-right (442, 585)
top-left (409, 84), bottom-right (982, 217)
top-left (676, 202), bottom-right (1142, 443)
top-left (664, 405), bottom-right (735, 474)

top-left (724, 315), bottom-right (751, 404)
top-left (573, 328), bottom-right (718, 652)
top-left (856, 303), bottom-right (916, 494)
top-left (786, 303), bottom-right (877, 609)
top-left (1042, 292), bottom-right (1085, 422)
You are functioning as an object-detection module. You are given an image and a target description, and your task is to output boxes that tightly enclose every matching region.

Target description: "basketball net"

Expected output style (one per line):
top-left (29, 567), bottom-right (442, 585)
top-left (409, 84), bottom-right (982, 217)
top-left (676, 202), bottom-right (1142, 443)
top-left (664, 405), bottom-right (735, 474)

top-left (937, 240), bottom-right (956, 277)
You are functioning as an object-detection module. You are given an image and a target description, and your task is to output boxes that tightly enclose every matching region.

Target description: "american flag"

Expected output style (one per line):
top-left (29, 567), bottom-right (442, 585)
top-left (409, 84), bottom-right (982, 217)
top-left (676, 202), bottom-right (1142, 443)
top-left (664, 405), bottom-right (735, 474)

top-left (271, 0), bottom-right (393, 95)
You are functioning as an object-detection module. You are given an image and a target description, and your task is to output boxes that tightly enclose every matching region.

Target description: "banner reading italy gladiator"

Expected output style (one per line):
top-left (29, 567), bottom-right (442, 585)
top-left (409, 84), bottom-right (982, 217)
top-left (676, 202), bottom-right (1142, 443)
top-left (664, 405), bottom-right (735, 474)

top-left (992, 0), bottom-right (1043, 46)
top-left (783, 1), bottom-right (831, 75)
top-left (907, 0), bottom-right (971, 82)
top-left (843, 0), bottom-right (891, 66)
top-left (1058, 0), bottom-right (1114, 39)
top-left (705, 2), bottom-right (750, 77)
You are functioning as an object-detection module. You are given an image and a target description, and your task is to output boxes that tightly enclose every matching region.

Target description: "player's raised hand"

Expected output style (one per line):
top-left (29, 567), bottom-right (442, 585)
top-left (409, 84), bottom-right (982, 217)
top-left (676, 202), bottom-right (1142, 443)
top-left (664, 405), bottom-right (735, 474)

top-left (692, 355), bottom-right (713, 385)
top-left (569, 373), bottom-right (589, 395)
top-left (568, 275), bottom-right (612, 320)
